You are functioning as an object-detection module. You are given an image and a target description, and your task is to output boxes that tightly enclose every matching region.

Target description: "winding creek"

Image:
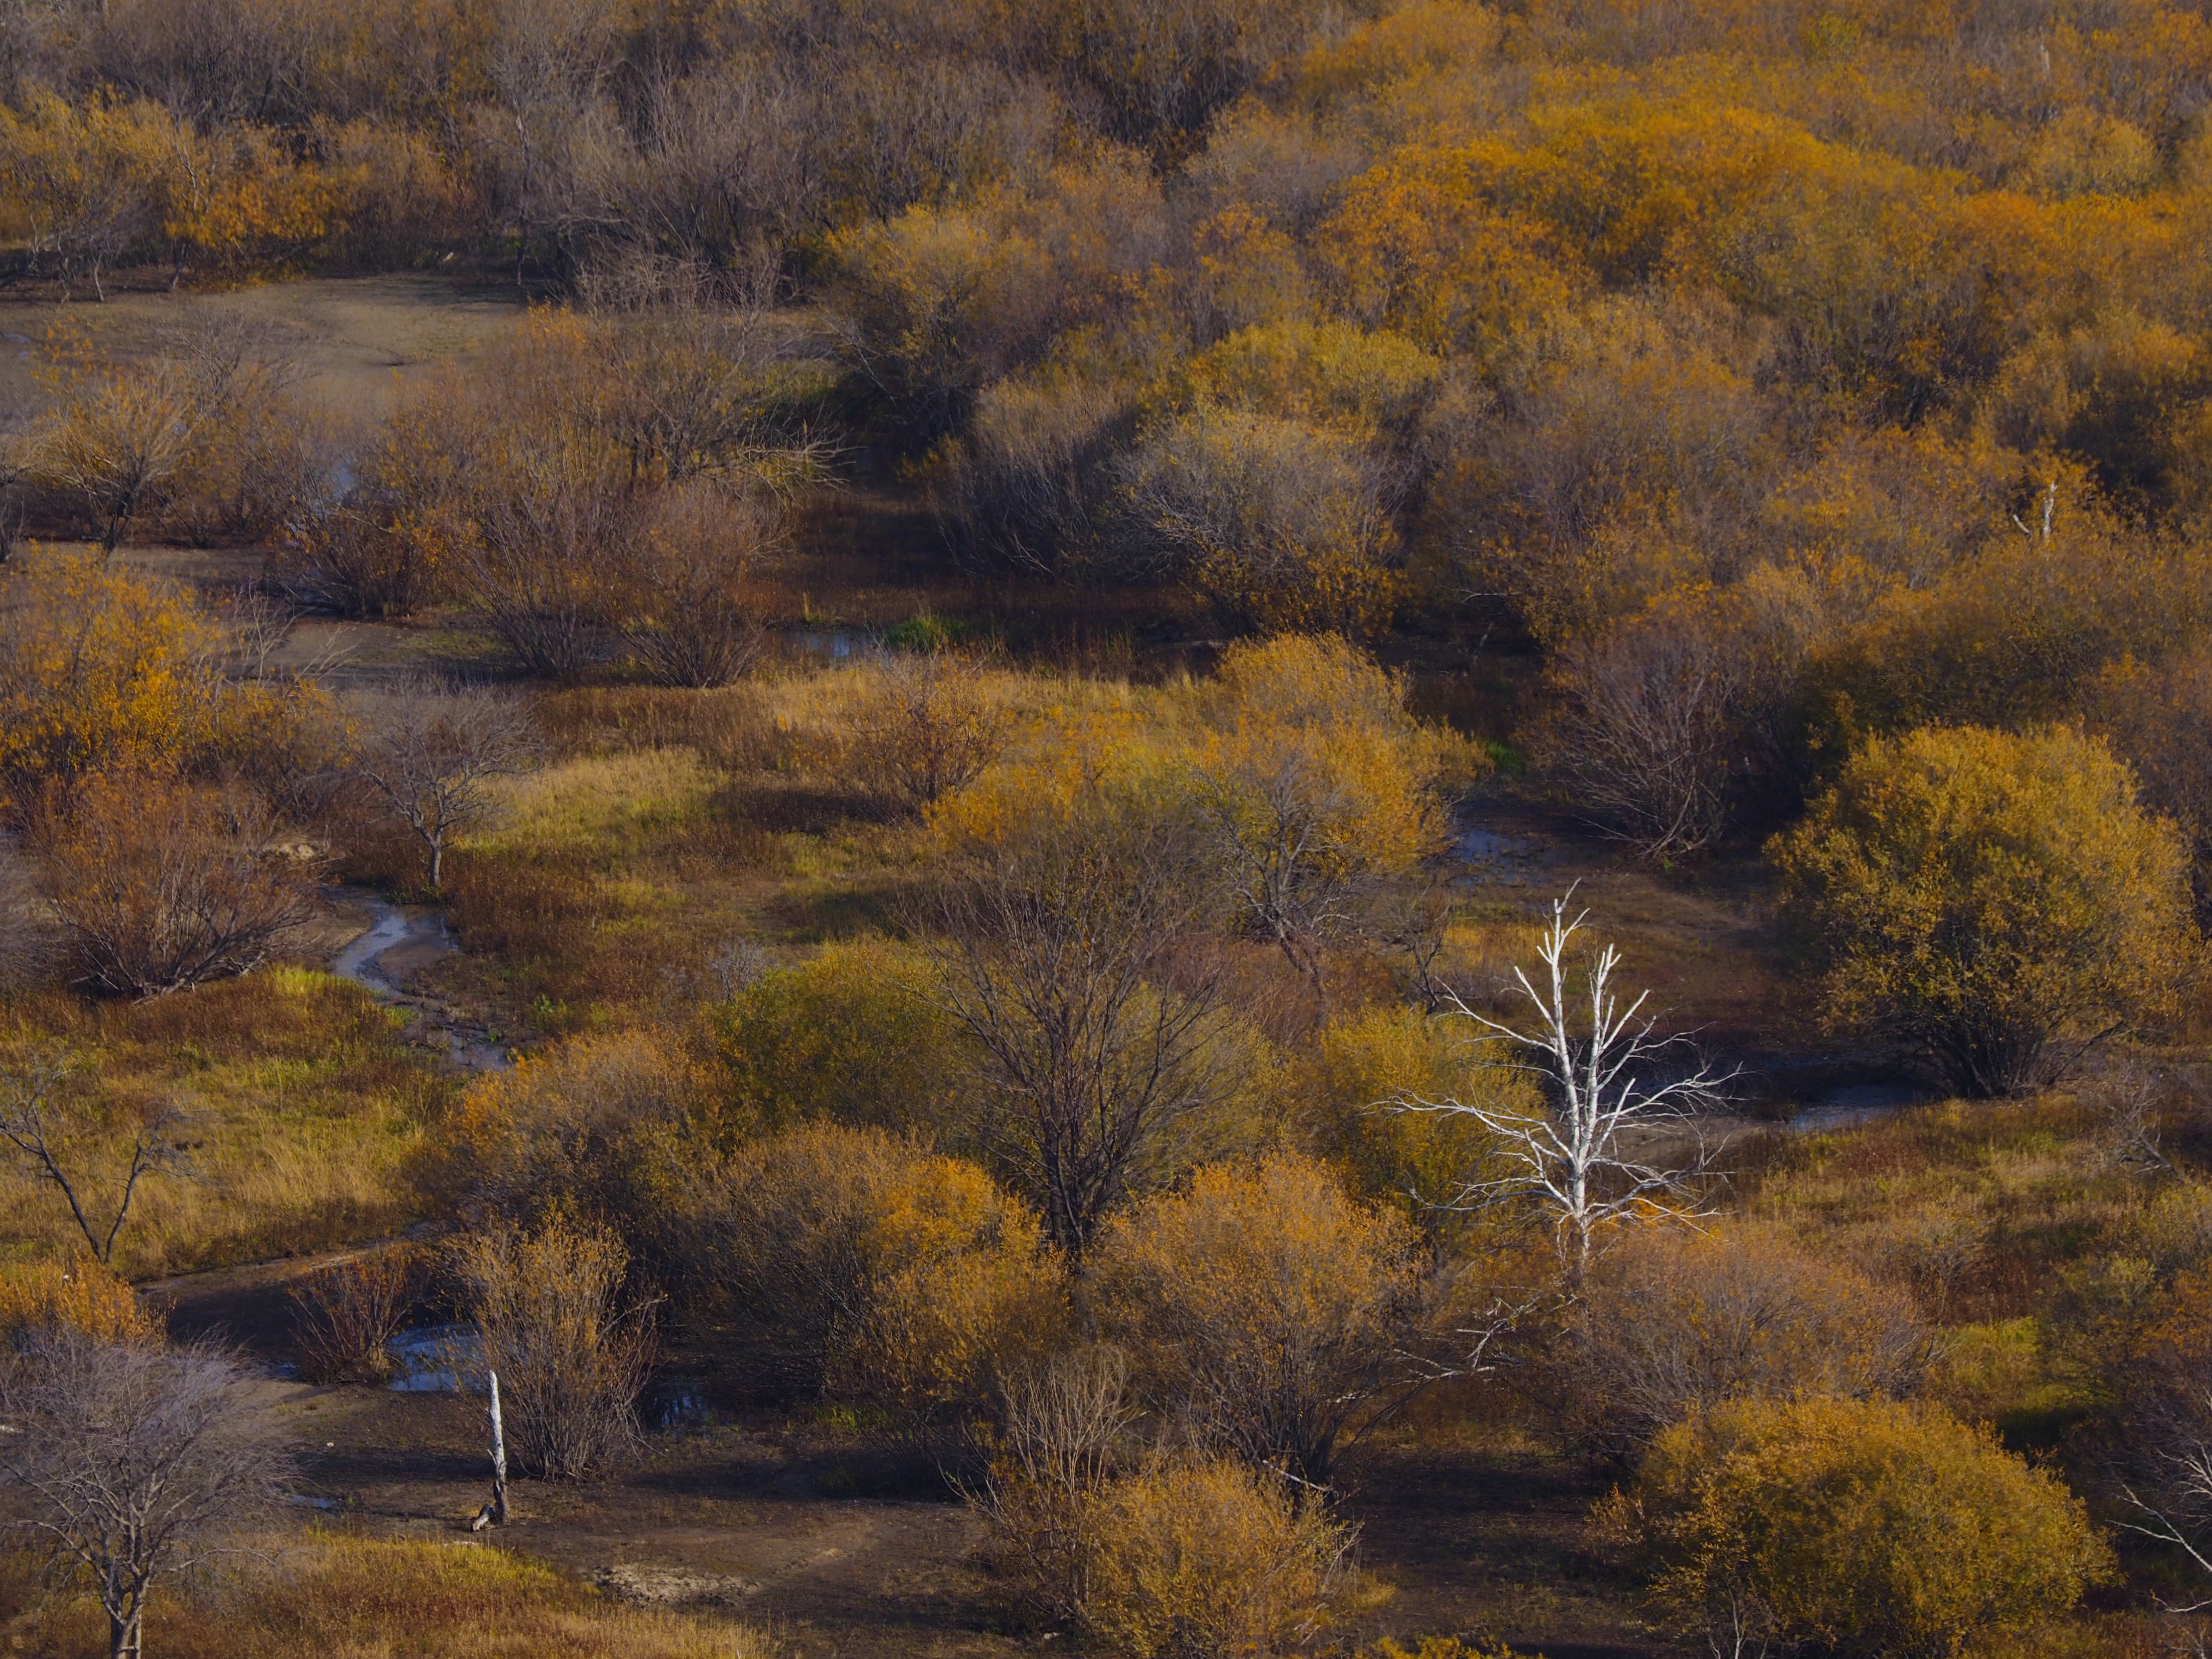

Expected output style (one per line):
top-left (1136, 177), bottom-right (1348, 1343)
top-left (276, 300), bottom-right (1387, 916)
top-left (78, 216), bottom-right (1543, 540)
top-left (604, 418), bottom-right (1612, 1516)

top-left (326, 890), bottom-right (510, 1070)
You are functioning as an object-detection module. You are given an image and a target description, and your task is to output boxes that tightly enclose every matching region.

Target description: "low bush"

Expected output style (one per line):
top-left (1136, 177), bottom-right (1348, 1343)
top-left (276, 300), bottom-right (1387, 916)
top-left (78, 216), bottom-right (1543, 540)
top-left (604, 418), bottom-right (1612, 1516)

top-left (451, 1216), bottom-right (655, 1480)
top-left (0, 1257), bottom-right (156, 1346)
top-left (430, 1030), bottom-right (697, 1248)
top-left (977, 1357), bottom-right (1360, 1659)
top-left (1550, 1226), bottom-right (1930, 1459)
top-left (31, 772), bottom-right (317, 998)
top-left (1093, 1155), bottom-right (1430, 1485)
top-left (288, 1244), bottom-right (426, 1384)
top-left (838, 650), bottom-right (1014, 816)
top-left (1080, 1457), bottom-right (1357, 1659)
top-left (700, 943), bottom-right (970, 1146)
top-left (692, 1122), bottom-right (1062, 1421)
top-left (1618, 1396), bottom-right (2110, 1658)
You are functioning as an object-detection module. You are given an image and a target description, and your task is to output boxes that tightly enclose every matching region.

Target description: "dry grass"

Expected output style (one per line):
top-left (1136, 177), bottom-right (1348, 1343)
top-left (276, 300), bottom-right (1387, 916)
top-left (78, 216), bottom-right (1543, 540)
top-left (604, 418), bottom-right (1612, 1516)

top-left (0, 1533), bottom-right (770, 1658)
top-left (1731, 1092), bottom-right (2194, 1442)
top-left (0, 968), bottom-right (446, 1276)
top-left (434, 662), bottom-right (1175, 1036)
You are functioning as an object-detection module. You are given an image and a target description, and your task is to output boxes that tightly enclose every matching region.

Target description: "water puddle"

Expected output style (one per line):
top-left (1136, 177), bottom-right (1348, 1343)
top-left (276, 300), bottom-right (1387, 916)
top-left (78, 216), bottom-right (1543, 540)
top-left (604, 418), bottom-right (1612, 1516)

top-left (386, 1323), bottom-right (483, 1394)
top-left (328, 891), bottom-right (507, 1070)
top-left (647, 1380), bottom-right (712, 1431)
top-left (329, 896), bottom-right (455, 997)
top-left (782, 628), bottom-right (868, 661)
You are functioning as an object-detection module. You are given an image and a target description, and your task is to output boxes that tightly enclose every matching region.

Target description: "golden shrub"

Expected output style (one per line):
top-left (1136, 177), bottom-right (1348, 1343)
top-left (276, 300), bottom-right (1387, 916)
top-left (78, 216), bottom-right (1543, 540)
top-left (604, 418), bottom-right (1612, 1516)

top-left (1186, 634), bottom-right (1472, 983)
top-left (700, 940), bottom-right (970, 1145)
top-left (0, 1256), bottom-right (157, 1346)
top-left (1626, 1396), bottom-right (2110, 1659)
top-left (696, 1123), bottom-right (1063, 1419)
top-left (0, 553), bottom-right (226, 814)
top-left (1079, 1457), bottom-right (1355, 1659)
top-left (1771, 724), bottom-right (2199, 1097)
top-left (1093, 1155), bottom-right (1429, 1484)
top-left (1303, 1003), bottom-right (1543, 1235)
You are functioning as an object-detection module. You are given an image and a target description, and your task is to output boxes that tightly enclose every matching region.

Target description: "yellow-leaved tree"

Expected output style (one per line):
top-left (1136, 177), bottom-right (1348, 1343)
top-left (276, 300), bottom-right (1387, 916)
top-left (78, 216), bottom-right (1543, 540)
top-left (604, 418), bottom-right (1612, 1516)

top-left (1184, 634), bottom-right (1475, 997)
top-left (1770, 724), bottom-right (2199, 1097)
top-left (0, 552), bottom-right (227, 816)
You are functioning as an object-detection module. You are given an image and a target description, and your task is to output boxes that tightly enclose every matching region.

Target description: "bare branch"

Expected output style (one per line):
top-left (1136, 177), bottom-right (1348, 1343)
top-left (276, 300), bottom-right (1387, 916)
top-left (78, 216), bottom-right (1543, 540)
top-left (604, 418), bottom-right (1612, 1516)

top-left (1396, 890), bottom-right (1733, 1280)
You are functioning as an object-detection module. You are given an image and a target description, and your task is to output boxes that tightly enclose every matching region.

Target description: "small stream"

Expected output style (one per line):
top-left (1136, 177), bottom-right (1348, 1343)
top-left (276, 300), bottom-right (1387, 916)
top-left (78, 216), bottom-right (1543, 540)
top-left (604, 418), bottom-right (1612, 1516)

top-left (383, 1322), bottom-right (709, 1427)
top-left (327, 890), bottom-right (508, 1070)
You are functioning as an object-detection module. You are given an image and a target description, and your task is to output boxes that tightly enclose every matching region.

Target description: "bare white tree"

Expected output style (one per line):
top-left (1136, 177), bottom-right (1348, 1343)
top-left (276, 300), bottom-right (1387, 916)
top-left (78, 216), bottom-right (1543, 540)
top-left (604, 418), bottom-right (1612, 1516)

top-left (352, 680), bottom-right (543, 889)
top-left (1397, 892), bottom-right (1730, 1281)
top-left (0, 1328), bottom-right (291, 1659)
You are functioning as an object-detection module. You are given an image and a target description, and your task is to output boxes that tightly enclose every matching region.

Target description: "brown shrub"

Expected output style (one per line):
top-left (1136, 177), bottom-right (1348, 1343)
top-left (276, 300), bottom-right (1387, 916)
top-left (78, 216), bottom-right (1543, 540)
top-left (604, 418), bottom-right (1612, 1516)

top-left (31, 772), bottom-right (317, 998)
top-left (288, 1244), bottom-right (427, 1384)
top-left (840, 650), bottom-right (1014, 815)
top-left (1549, 1226), bottom-right (1930, 1460)
top-left (429, 1031), bottom-right (696, 1251)
top-left (613, 484), bottom-right (776, 689)
top-left (451, 1216), bottom-right (655, 1480)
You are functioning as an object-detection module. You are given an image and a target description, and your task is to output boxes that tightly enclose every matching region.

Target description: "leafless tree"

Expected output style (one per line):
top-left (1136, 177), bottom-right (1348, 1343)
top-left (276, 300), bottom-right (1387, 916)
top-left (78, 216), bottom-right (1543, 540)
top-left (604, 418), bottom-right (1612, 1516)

top-left (216, 581), bottom-right (299, 681)
top-left (0, 1045), bottom-right (183, 1267)
top-left (1397, 893), bottom-right (1731, 1281)
top-left (33, 777), bottom-right (318, 998)
top-left (920, 809), bottom-right (1226, 1257)
top-left (1372, 875), bottom-right (1455, 1014)
top-left (596, 304), bottom-right (837, 491)
top-left (1189, 747), bottom-right (1376, 998)
top-left (2107, 1353), bottom-right (2212, 1599)
top-left (1546, 610), bottom-right (1748, 862)
top-left (352, 680), bottom-right (543, 889)
top-left (2085, 1061), bottom-right (2176, 1174)
top-left (613, 483), bottom-right (774, 688)
top-left (458, 469), bottom-right (626, 678)
top-left (0, 1328), bottom-right (290, 1659)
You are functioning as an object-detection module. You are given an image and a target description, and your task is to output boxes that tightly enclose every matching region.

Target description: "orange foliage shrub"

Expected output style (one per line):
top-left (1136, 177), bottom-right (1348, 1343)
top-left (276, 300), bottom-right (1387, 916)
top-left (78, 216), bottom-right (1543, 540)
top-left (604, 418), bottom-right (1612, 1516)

top-left (692, 1123), bottom-right (1064, 1421)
